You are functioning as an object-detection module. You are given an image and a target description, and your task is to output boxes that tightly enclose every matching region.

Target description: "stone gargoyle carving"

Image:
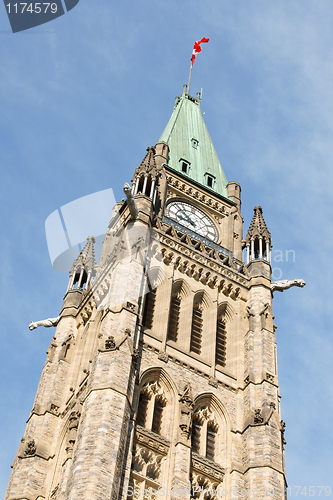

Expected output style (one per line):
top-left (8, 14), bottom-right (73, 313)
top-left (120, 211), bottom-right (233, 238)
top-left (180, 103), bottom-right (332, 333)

top-left (123, 182), bottom-right (138, 218)
top-left (271, 279), bottom-right (306, 293)
top-left (29, 316), bottom-right (60, 330)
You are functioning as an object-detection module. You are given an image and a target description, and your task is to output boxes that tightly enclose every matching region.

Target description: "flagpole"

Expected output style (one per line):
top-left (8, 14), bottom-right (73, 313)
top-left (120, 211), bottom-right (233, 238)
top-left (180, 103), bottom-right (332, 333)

top-left (187, 63), bottom-right (193, 95)
top-left (187, 38), bottom-right (209, 96)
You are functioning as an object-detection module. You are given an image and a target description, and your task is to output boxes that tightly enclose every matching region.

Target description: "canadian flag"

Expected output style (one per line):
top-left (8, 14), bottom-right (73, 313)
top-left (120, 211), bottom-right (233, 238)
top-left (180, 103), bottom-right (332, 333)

top-left (191, 37), bottom-right (209, 67)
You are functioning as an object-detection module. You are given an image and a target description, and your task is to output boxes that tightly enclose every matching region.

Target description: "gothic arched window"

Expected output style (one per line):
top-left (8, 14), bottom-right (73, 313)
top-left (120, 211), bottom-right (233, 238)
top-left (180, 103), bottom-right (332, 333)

top-left (136, 381), bottom-right (168, 436)
top-left (167, 294), bottom-right (181, 342)
top-left (215, 317), bottom-right (226, 367)
top-left (191, 406), bottom-right (219, 462)
top-left (130, 372), bottom-right (174, 500)
top-left (190, 305), bottom-right (203, 355)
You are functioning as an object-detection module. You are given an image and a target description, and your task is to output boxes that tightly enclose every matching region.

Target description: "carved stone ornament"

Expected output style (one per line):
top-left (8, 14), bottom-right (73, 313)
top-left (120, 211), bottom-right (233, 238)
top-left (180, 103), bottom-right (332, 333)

top-left (132, 348), bottom-right (140, 363)
top-left (208, 377), bottom-right (219, 388)
top-left (141, 381), bottom-right (167, 402)
top-left (135, 425), bottom-right (170, 455)
top-left (179, 383), bottom-right (194, 438)
top-left (280, 420), bottom-right (287, 448)
top-left (24, 439), bottom-right (36, 456)
top-left (271, 279), bottom-right (306, 293)
top-left (105, 336), bottom-right (116, 350)
top-left (131, 442), bottom-right (163, 481)
top-left (246, 305), bottom-right (255, 331)
top-left (125, 302), bottom-right (138, 314)
top-left (66, 409), bottom-right (81, 456)
top-left (191, 452), bottom-right (225, 483)
top-left (29, 316), bottom-right (60, 330)
top-left (193, 406), bottom-right (216, 427)
top-left (259, 302), bottom-right (271, 330)
top-left (131, 234), bottom-right (146, 262)
top-left (158, 351), bottom-right (169, 363)
top-left (254, 408), bottom-right (264, 424)
top-left (50, 403), bottom-right (60, 415)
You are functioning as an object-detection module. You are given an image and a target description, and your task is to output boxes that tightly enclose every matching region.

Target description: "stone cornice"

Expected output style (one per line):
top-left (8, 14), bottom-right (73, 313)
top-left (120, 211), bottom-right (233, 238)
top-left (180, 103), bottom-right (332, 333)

top-left (191, 452), bottom-right (225, 482)
top-left (152, 230), bottom-right (249, 298)
top-left (134, 425), bottom-right (170, 455)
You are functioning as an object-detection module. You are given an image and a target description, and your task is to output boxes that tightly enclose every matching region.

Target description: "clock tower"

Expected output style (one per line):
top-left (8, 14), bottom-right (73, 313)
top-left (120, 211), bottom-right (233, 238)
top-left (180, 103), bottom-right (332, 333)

top-left (5, 87), bottom-right (290, 500)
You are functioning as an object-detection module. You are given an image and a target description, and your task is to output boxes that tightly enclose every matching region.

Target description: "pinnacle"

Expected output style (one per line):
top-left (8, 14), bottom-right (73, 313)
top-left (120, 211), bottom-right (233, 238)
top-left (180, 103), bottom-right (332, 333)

top-left (131, 146), bottom-right (158, 182)
top-left (245, 206), bottom-right (271, 242)
top-left (70, 235), bottom-right (97, 274)
top-left (141, 147), bottom-right (156, 169)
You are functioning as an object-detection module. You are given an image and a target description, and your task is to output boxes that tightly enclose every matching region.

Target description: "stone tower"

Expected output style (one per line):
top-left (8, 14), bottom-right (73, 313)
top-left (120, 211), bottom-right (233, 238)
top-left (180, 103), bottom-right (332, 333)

top-left (6, 88), bottom-right (295, 500)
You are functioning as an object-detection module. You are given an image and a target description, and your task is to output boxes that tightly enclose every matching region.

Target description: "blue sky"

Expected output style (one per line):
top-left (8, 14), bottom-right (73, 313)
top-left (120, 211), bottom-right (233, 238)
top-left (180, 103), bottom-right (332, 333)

top-left (1, 0), bottom-right (332, 496)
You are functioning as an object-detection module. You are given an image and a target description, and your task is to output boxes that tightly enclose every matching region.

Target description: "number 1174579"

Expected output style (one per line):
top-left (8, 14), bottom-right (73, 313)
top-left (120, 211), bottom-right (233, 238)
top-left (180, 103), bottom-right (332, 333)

top-left (288, 487), bottom-right (331, 497)
top-left (6, 3), bottom-right (58, 14)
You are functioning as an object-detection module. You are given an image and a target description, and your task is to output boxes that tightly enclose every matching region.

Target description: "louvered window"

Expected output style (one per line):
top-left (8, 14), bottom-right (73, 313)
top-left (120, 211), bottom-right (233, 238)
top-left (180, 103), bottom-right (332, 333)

top-left (190, 307), bottom-right (203, 355)
top-left (142, 289), bottom-right (156, 329)
top-left (215, 319), bottom-right (227, 367)
top-left (151, 397), bottom-right (165, 435)
top-left (206, 424), bottom-right (216, 460)
top-left (136, 393), bottom-right (149, 428)
top-left (191, 419), bottom-right (201, 453)
top-left (167, 296), bottom-right (180, 342)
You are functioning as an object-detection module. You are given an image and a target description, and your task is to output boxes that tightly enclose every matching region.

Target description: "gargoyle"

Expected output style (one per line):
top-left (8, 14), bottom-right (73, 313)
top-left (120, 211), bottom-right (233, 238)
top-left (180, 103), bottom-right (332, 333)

top-left (123, 182), bottom-right (138, 218)
top-left (29, 316), bottom-right (60, 330)
top-left (271, 279), bottom-right (306, 293)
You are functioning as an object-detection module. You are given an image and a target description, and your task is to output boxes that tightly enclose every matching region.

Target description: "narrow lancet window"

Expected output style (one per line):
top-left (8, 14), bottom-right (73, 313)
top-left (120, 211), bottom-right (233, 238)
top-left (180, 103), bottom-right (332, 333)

top-left (206, 424), bottom-right (216, 460)
top-left (142, 289), bottom-right (156, 330)
top-left (190, 306), bottom-right (203, 355)
top-left (215, 318), bottom-right (227, 367)
top-left (136, 393), bottom-right (149, 428)
top-left (167, 295), bottom-right (181, 342)
top-left (151, 397), bottom-right (165, 435)
top-left (191, 418), bottom-right (201, 454)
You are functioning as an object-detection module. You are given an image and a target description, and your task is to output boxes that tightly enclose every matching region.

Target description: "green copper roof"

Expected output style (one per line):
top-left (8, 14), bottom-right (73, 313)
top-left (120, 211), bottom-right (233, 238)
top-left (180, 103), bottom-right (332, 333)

top-left (159, 89), bottom-right (228, 198)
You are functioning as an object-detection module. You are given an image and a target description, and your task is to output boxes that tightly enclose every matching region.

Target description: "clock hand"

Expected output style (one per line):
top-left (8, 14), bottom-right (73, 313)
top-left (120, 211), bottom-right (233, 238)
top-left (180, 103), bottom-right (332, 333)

top-left (173, 204), bottom-right (196, 227)
top-left (178, 213), bottom-right (196, 227)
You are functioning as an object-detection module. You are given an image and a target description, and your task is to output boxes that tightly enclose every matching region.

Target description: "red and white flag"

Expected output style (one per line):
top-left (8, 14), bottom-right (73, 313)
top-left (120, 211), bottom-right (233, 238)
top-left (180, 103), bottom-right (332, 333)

top-left (191, 37), bottom-right (209, 67)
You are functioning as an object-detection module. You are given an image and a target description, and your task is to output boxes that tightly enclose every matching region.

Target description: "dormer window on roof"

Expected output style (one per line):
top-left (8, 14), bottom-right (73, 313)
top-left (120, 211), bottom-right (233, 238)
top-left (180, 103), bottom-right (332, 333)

top-left (179, 159), bottom-right (190, 174)
top-left (205, 173), bottom-right (215, 189)
top-left (191, 138), bottom-right (199, 149)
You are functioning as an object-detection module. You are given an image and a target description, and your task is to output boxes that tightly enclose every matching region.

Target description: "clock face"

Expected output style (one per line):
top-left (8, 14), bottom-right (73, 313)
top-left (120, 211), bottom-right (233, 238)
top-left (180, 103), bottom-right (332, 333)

top-left (166, 201), bottom-right (218, 242)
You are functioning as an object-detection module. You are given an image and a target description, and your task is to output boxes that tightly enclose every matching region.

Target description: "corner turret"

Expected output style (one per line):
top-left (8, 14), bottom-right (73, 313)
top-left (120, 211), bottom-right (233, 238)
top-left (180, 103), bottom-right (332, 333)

top-left (244, 206), bottom-right (271, 265)
top-left (67, 235), bottom-right (97, 291)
